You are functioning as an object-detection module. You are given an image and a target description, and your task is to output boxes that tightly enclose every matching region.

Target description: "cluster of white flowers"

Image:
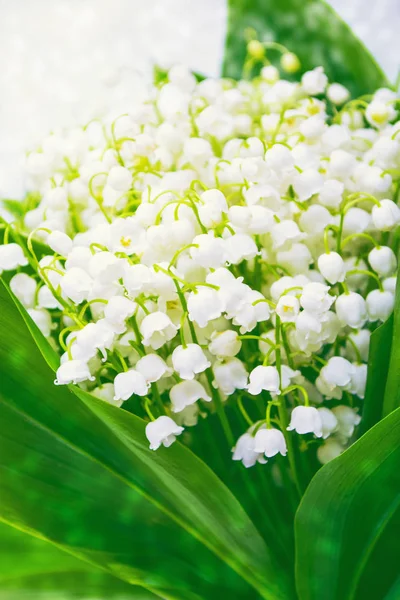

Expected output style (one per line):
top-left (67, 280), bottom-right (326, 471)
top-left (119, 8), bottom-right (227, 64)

top-left (1, 57), bottom-right (399, 470)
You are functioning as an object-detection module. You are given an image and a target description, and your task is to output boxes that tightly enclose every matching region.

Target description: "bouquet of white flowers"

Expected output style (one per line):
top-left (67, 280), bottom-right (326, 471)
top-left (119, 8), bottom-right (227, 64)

top-left (1, 2), bottom-right (399, 599)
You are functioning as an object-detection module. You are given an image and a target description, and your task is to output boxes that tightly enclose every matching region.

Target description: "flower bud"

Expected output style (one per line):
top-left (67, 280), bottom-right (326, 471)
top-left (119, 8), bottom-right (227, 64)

top-left (368, 246), bottom-right (397, 276)
top-left (335, 292), bottom-right (367, 328)
top-left (10, 273), bottom-right (36, 308)
top-left (371, 199), bottom-right (400, 231)
top-left (318, 252), bottom-right (345, 284)
top-left (47, 231), bottom-right (73, 256)
top-left (301, 67), bottom-right (328, 95)
top-left (0, 243), bottom-right (28, 272)
top-left (366, 289), bottom-right (394, 321)
top-left (326, 83), bottom-right (350, 105)
top-left (280, 52), bottom-right (300, 74)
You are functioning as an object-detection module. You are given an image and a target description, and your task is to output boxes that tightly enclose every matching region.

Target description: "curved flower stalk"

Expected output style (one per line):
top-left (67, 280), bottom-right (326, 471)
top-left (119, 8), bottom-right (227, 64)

top-left (1, 53), bottom-right (399, 492)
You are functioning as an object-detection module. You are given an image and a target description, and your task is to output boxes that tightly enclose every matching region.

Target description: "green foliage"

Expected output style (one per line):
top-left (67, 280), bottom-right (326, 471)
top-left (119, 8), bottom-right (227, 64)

top-left (382, 273), bottom-right (400, 417)
top-left (0, 280), bottom-right (292, 599)
top-left (0, 522), bottom-right (152, 599)
top-left (223, 0), bottom-right (388, 95)
top-left (357, 315), bottom-right (393, 437)
top-left (295, 407), bottom-right (400, 600)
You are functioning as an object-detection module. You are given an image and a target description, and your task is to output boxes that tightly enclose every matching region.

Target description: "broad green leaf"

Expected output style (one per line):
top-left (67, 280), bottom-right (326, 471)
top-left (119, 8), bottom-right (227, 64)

top-left (0, 522), bottom-right (154, 599)
top-left (357, 315), bottom-right (393, 437)
top-left (0, 280), bottom-right (293, 600)
top-left (295, 407), bottom-right (400, 600)
top-left (382, 270), bottom-right (400, 417)
top-left (223, 0), bottom-right (388, 96)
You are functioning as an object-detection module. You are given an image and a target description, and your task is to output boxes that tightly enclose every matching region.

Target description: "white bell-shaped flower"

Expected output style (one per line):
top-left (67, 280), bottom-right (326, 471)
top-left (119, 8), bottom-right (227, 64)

top-left (327, 83), bottom-right (350, 105)
top-left (332, 405), bottom-right (361, 440)
top-left (335, 292), bottom-right (367, 328)
top-left (224, 233), bottom-right (258, 265)
top-left (371, 199), bottom-right (400, 231)
top-left (140, 311), bottom-right (177, 349)
top-left (172, 344), bottom-right (211, 380)
top-left (320, 356), bottom-right (356, 390)
top-left (114, 369), bottom-right (149, 401)
top-left (170, 380), bottom-right (211, 413)
top-left (349, 364), bottom-right (368, 399)
top-left (60, 267), bottom-right (93, 304)
top-left (287, 406), bottom-right (323, 437)
top-left (292, 169), bottom-right (324, 201)
top-left (0, 243), bottom-right (28, 272)
top-left (301, 67), bottom-right (328, 95)
top-left (135, 354), bottom-right (170, 383)
top-left (174, 403), bottom-right (200, 427)
top-left (10, 273), bottom-right (36, 308)
top-left (232, 432), bottom-right (267, 468)
top-left (123, 263), bottom-right (154, 298)
top-left (187, 288), bottom-right (223, 328)
top-left (54, 359), bottom-right (94, 385)
top-left (318, 252), bottom-right (345, 284)
top-left (145, 416), bottom-right (184, 450)
top-left (232, 289), bottom-right (270, 333)
top-left (368, 246), bottom-right (397, 277)
top-left (65, 246), bottom-right (92, 270)
top-left (209, 330), bottom-right (241, 358)
top-left (27, 308), bottom-right (52, 337)
top-left (107, 165), bottom-right (132, 192)
top-left (37, 285), bottom-right (62, 309)
top-left (247, 366), bottom-right (280, 396)
top-left (104, 296), bottom-right (137, 333)
top-left (300, 282), bottom-right (335, 314)
top-left (346, 330), bottom-right (371, 362)
top-left (317, 438), bottom-right (344, 464)
top-left (213, 358), bottom-right (248, 395)
top-left (317, 407), bottom-right (338, 439)
top-left (271, 220), bottom-right (305, 249)
top-left (366, 289), bottom-right (394, 321)
top-left (72, 320), bottom-right (115, 361)
top-left (198, 189), bottom-right (228, 228)
top-left (47, 231), bottom-right (73, 256)
top-left (89, 252), bottom-right (125, 284)
top-left (190, 233), bottom-right (226, 269)
top-left (254, 428), bottom-right (287, 457)
top-left (276, 243), bottom-right (312, 275)
top-left (93, 383), bottom-right (121, 407)
top-left (276, 295), bottom-right (300, 323)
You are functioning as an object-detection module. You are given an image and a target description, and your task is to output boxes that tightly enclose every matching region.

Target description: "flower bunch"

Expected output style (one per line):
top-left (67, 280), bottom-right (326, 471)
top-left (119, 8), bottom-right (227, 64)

top-left (1, 58), bottom-right (399, 474)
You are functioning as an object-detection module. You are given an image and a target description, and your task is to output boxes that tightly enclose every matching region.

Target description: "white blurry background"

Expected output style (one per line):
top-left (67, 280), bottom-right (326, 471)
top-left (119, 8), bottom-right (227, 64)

top-left (0, 0), bottom-right (399, 198)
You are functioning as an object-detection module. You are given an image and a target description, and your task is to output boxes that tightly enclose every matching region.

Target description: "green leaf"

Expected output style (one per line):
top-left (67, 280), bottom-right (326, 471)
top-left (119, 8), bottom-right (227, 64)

top-left (382, 270), bottom-right (400, 417)
top-left (223, 0), bottom-right (388, 96)
top-left (295, 407), bottom-right (400, 600)
top-left (357, 315), bottom-right (393, 437)
top-left (0, 280), bottom-right (293, 600)
top-left (0, 521), bottom-right (154, 599)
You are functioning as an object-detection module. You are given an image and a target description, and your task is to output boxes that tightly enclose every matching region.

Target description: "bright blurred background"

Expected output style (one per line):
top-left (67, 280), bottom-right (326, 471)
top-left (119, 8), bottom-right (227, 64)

top-left (0, 0), bottom-right (399, 198)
